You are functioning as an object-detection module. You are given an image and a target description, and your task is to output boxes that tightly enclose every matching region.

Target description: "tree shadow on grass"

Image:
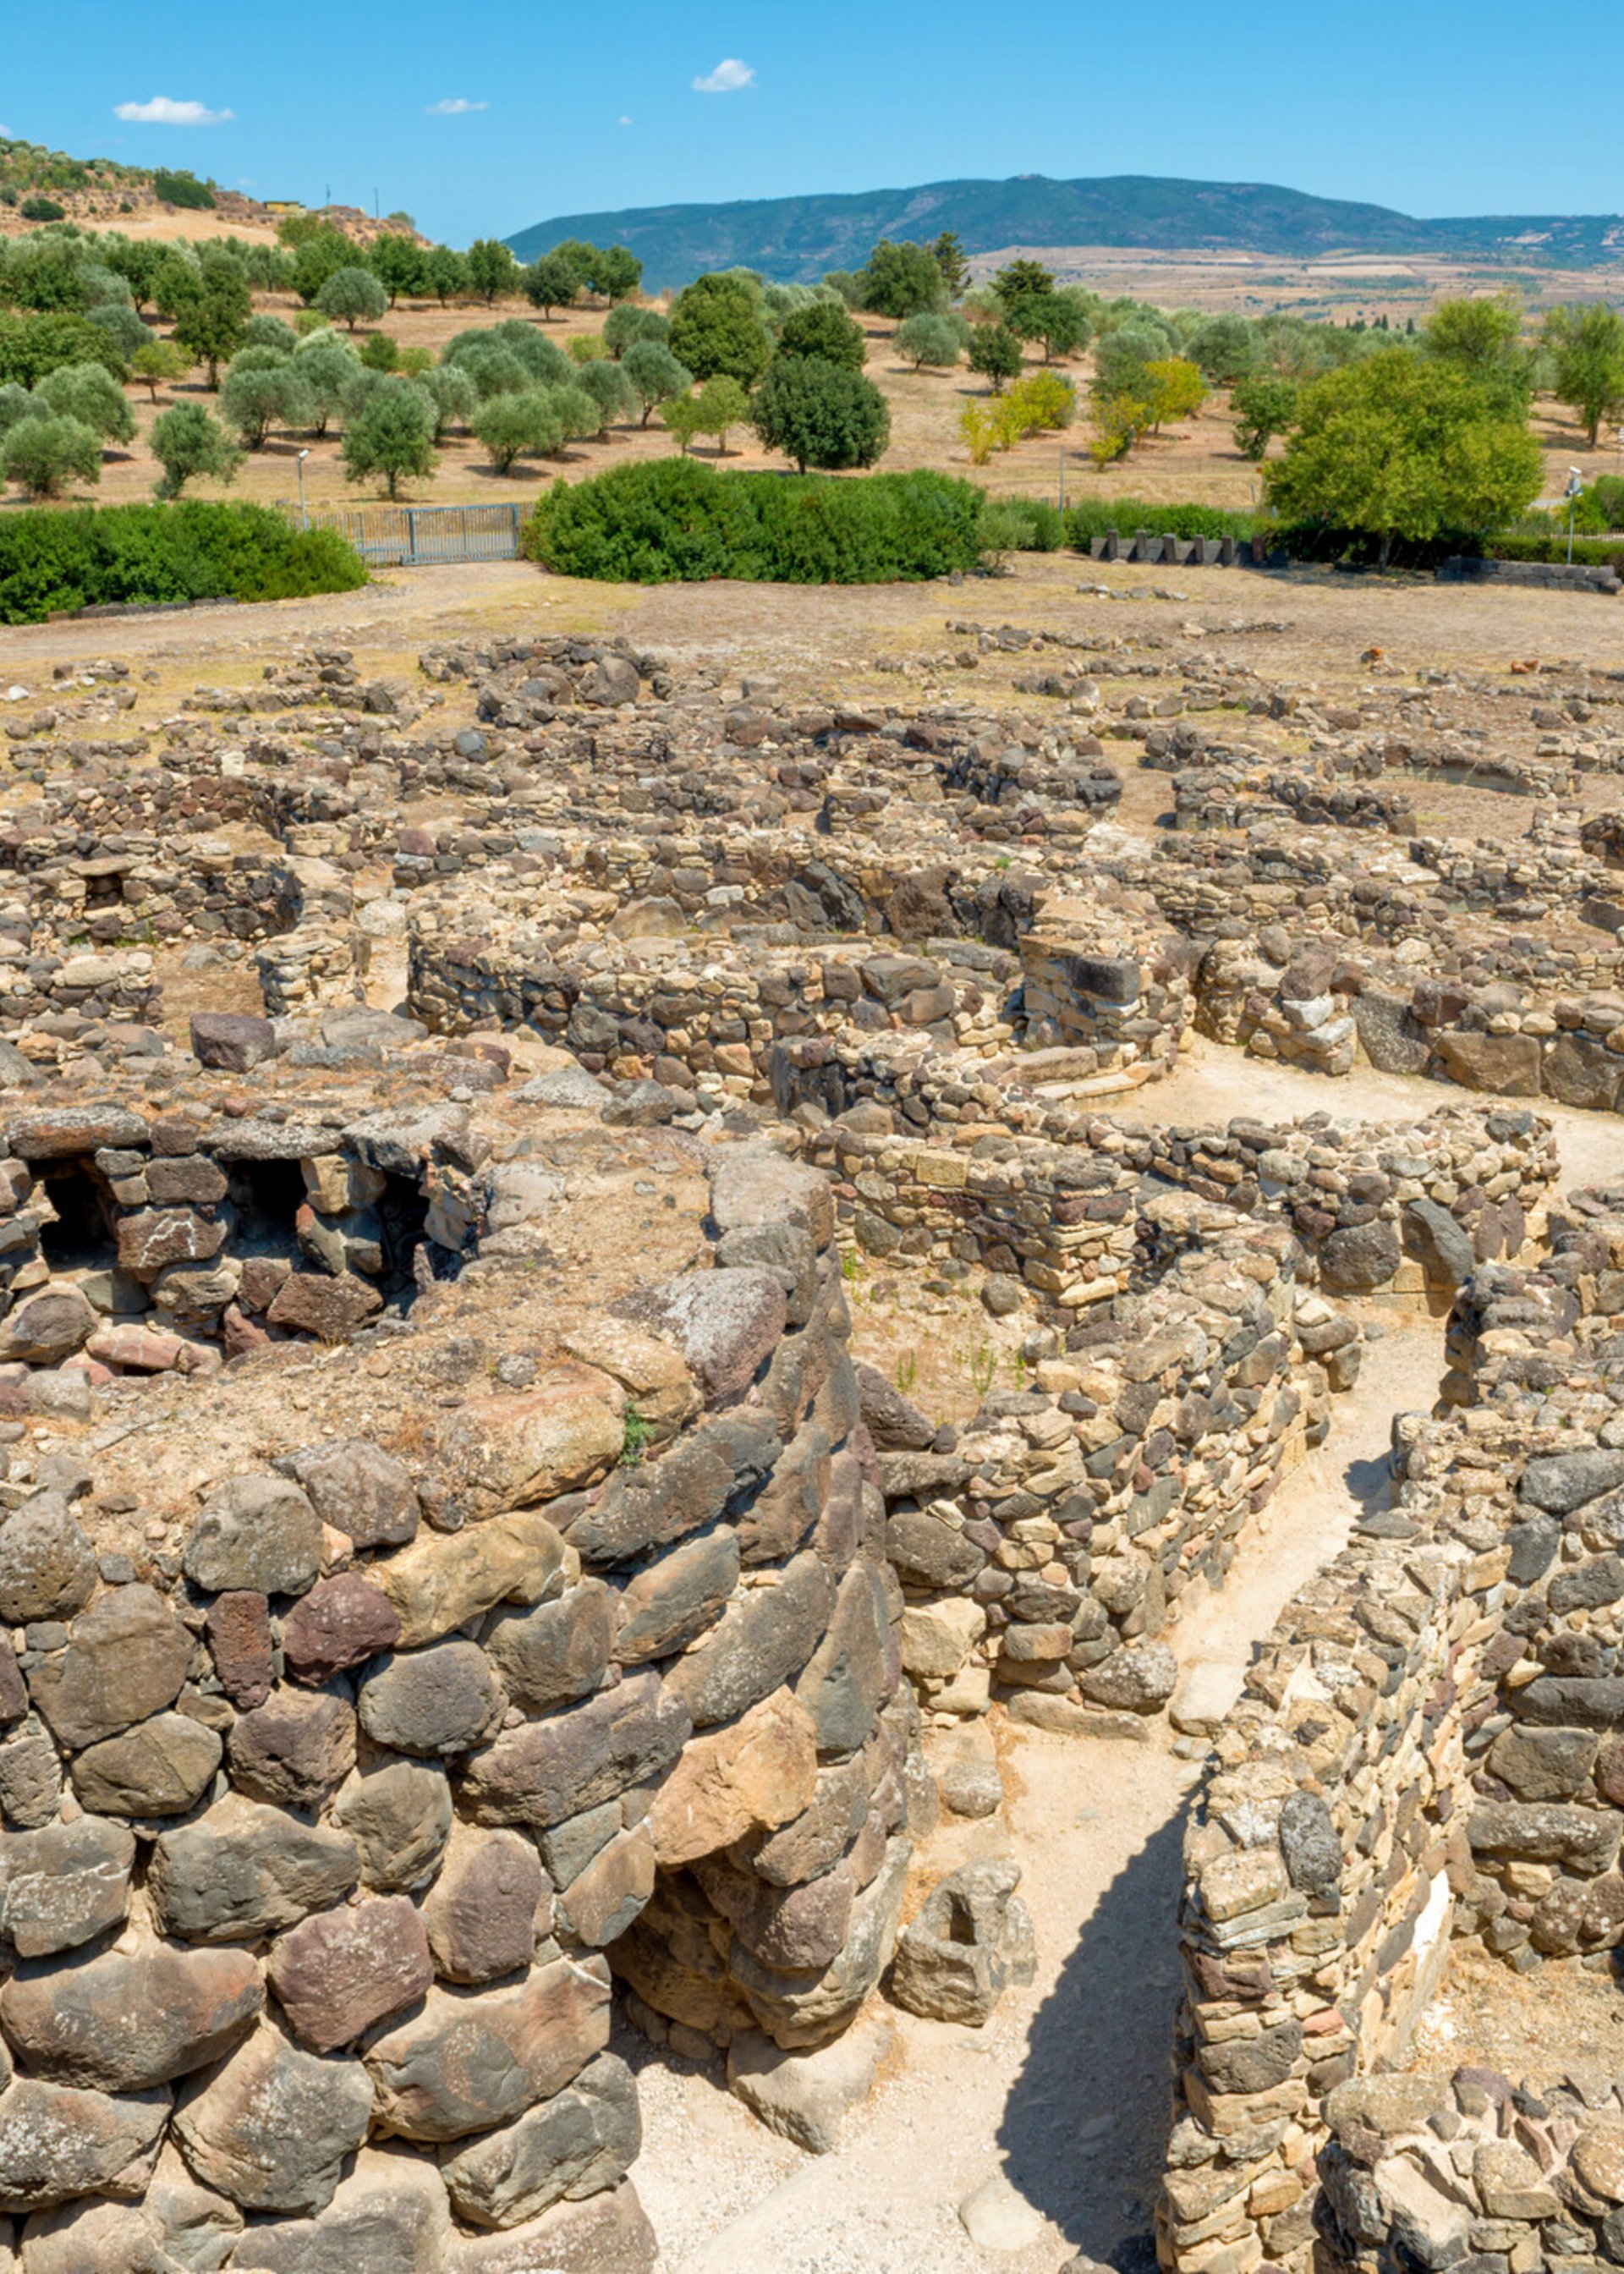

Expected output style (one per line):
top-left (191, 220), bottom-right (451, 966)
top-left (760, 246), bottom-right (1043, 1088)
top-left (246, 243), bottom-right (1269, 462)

top-left (997, 1805), bottom-right (1189, 2273)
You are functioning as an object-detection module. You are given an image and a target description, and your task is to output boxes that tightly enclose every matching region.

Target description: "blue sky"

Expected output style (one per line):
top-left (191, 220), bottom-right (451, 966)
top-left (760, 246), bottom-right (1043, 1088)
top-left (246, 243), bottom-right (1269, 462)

top-left (3, 0), bottom-right (1620, 247)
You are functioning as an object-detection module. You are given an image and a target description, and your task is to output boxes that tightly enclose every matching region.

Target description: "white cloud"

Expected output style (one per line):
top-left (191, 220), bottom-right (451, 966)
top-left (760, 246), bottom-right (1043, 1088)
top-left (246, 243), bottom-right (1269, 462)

top-left (692, 58), bottom-right (754, 93)
top-left (618, 114), bottom-right (634, 127)
top-left (113, 96), bottom-right (233, 126)
top-left (425, 96), bottom-right (489, 115)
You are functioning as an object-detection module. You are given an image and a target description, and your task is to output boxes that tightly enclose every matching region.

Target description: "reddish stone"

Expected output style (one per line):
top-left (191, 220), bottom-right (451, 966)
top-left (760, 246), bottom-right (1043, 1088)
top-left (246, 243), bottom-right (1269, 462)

top-left (222, 1304), bottom-right (281, 1357)
top-left (283, 1571), bottom-right (402, 1685)
top-left (238, 1258), bottom-right (292, 1315)
top-left (86, 1324), bottom-right (186, 1373)
top-left (206, 1592), bottom-right (275, 1710)
top-left (266, 1272), bottom-right (382, 1340)
top-left (268, 1894), bottom-right (433, 2054)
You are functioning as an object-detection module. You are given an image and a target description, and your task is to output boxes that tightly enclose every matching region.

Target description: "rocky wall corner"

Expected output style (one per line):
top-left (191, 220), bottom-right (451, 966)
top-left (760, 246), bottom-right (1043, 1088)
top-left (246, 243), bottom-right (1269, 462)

top-left (0, 1126), bottom-right (919, 2271)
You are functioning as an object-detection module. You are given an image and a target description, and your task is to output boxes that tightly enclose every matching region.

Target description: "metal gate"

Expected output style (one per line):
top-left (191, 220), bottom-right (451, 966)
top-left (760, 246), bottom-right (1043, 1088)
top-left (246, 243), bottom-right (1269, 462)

top-left (294, 503), bottom-right (523, 566)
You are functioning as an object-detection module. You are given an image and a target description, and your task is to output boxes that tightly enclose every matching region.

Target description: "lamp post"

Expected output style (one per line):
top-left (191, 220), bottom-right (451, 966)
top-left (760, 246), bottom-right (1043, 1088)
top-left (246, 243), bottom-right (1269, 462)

top-left (1566, 466), bottom-right (1583, 565)
top-left (296, 448), bottom-right (310, 531)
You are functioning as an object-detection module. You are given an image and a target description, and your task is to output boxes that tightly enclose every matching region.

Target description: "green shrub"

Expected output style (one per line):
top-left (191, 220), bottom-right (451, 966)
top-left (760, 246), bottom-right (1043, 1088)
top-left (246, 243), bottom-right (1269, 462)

top-left (523, 459), bottom-right (985, 585)
top-left (751, 357), bottom-right (890, 472)
top-left (0, 501), bottom-right (365, 623)
top-left (1, 415), bottom-right (102, 499)
top-left (1062, 496), bottom-right (1258, 545)
top-left (0, 311), bottom-right (125, 388)
top-left (980, 497), bottom-right (1064, 556)
top-left (19, 197), bottom-right (64, 223)
top-left (152, 171), bottom-right (216, 211)
top-left (1486, 532), bottom-right (1624, 570)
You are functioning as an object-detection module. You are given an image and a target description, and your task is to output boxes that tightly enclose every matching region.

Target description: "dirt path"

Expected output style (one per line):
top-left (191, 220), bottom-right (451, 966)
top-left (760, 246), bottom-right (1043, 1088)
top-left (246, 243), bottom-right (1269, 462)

top-left (628, 1301), bottom-right (1443, 2274)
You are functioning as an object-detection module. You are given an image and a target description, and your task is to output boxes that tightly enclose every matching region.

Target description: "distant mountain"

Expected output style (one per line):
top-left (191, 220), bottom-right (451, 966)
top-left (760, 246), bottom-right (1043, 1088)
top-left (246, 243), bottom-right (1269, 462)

top-left (506, 173), bottom-right (1624, 288)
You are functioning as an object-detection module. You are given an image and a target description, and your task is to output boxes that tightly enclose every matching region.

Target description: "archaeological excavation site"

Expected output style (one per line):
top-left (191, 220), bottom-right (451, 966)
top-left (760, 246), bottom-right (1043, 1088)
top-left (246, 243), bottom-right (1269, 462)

top-left (1, 562), bottom-right (1624, 2274)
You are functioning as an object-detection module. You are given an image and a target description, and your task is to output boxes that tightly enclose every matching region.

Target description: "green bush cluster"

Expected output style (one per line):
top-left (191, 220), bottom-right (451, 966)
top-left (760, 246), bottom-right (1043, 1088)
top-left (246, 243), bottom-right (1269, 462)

top-left (1484, 533), bottom-right (1624, 570)
top-left (1062, 497), bottom-right (1258, 543)
top-left (0, 502), bottom-right (365, 623)
top-left (151, 171), bottom-right (216, 211)
top-left (524, 460), bottom-right (985, 585)
top-left (979, 497), bottom-right (1065, 554)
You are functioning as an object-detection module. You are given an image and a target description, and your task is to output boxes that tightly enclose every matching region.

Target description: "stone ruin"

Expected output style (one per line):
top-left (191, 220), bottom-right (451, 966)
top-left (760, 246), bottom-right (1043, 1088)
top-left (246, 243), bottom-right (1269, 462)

top-left (0, 612), bottom-right (1621, 2267)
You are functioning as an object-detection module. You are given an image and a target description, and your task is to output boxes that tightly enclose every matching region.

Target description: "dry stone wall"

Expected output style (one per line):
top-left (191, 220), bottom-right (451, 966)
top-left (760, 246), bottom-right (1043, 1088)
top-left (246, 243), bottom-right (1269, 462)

top-left (0, 1097), bottom-right (918, 2269)
top-left (1158, 1188), bottom-right (1624, 2274)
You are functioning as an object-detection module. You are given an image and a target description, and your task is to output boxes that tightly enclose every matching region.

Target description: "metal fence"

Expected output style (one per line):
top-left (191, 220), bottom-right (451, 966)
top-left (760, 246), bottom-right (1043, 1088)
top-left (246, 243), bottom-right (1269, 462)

top-left (288, 503), bottom-right (524, 566)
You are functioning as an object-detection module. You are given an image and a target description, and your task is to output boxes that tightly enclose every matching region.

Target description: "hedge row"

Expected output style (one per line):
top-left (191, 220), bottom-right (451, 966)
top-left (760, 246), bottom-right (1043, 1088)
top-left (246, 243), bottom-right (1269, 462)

top-left (1487, 532), bottom-right (1624, 571)
top-left (524, 459), bottom-right (985, 583)
top-left (0, 503), bottom-right (366, 624)
top-left (1062, 497), bottom-right (1259, 544)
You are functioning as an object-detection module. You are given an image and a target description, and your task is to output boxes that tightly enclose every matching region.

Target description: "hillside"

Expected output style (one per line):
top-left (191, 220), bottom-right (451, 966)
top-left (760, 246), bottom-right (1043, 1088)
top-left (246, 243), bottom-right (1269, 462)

top-left (0, 133), bottom-right (423, 247)
top-left (507, 173), bottom-right (1624, 287)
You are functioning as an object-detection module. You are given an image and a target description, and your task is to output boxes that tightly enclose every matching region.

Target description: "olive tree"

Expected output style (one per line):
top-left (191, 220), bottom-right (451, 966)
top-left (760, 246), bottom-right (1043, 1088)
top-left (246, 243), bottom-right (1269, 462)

top-left (34, 361), bottom-right (136, 445)
top-left (623, 341), bottom-right (693, 426)
top-left (315, 266), bottom-right (389, 333)
top-left (220, 361), bottom-right (312, 448)
top-left (150, 401), bottom-right (240, 497)
top-left (475, 389), bottom-right (564, 471)
top-left (293, 333), bottom-right (362, 436)
top-left (575, 357), bottom-right (636, 437)
top-left (1, 415), bottom-right (103, 497)
top-left (894, 313), bottom-right (965, 370)
top-left (602, 305), bottom-right (668, 360)
top-left (340, 376), bottom-right (438, 498)
top-left (419, 363), bottom-right (479, 441)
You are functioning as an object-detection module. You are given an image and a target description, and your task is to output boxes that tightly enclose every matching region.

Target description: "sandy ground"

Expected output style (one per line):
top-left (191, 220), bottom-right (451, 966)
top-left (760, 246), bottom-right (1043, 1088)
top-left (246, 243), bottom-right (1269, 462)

top-left (8, 543), bottom-right (1624, 689)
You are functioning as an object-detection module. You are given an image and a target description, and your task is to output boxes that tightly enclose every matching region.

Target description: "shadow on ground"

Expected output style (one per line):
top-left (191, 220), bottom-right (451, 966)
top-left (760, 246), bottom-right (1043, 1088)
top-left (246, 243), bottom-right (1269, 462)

top-left (997, 1806), bottom-right (1189, 2271)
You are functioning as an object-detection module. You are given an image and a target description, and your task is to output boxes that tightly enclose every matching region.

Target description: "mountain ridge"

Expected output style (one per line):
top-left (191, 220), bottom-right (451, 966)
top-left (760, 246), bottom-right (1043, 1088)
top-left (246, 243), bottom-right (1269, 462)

top-left (505, 173), bottom-right (1624, 288)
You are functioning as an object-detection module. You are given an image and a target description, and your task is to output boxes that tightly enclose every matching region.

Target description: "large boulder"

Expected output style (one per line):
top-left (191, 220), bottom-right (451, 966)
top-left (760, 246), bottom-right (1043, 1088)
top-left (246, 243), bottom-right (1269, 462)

top-left (0, 1942), bottom-right (261, 2092)
top-left (217, 2148), bottom-right (450, 2273)
top-left (70, 1710), bottom-right (223, 1817)
top-left (183, 1475), bottom-right (321, 1599)
top-left (0, 1817), bottom-right (134, 1957)
top-left (0, 2078), bottom-right (169, 2213)
top-left (461, 1673), bottom-right (689, 1832)
top-left (0, 1285), bottom-right (96, 1367)
top-left (267, 1896), bottom-right (434, 2054)
top-left (27, 1584), bottom-right (192, 1751)
top-left (357, 1644), bottom-right (504, 1759)
top-left (173, 2024), bottom-right (373, 2215)
top-left (365, 1957), bottom-right (612, 2145)
top-left (0, 1493), bottom-right (96, 1624)
top-left (332, 1760), bottom-right (453, 1892)
top-left (149, 1796), bottom-right (359, 1942)
top-left (422, 1827), bottom-right (549, 1986)
top-left (440, 2052), bottom-right (639, 2229)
